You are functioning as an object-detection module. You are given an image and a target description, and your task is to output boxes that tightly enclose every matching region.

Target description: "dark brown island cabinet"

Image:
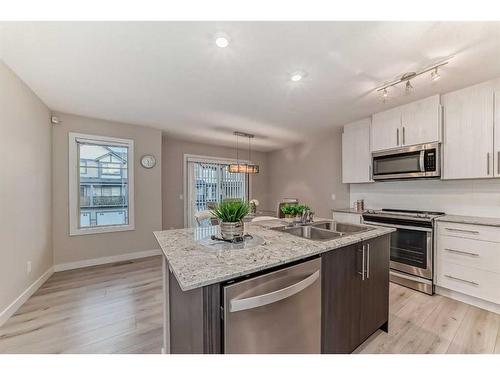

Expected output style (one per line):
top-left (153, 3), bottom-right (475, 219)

top-left (321, 234), bottom-right (390, 353)
top-left (165, 234), bottom-right (390, 354)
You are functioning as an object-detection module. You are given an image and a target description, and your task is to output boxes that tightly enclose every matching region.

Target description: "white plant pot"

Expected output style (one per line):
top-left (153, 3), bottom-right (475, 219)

top-left (220, 221), bottom-right (244, 240)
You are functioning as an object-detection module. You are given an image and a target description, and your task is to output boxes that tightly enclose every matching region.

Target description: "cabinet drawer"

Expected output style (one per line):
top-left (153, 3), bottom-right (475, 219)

top-left (437, 235), bottom-right (500, 274)
top-left (437, 222), bottom-right (500, 243)
top-left (436, 261), bottom-right (500, 304)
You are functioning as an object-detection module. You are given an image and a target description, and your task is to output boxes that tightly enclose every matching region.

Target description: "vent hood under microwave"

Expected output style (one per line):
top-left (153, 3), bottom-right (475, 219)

top-left (372, 143), bottom-right (440, 181)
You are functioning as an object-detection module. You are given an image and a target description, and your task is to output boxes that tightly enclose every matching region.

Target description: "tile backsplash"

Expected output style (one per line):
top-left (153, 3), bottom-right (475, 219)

top-left (350, 178), bottom-right (500, 218)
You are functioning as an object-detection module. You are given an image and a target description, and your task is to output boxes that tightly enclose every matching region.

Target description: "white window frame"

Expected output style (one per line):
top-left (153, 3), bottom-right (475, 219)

top-left (183, 154), bottom-right (252, 228)
top-left (69, 132), bottom-right (135, 236)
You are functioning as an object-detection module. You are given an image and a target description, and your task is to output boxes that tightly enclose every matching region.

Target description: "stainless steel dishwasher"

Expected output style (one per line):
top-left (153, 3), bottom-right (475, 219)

top-left (223, 258), bottom-right (321, 354)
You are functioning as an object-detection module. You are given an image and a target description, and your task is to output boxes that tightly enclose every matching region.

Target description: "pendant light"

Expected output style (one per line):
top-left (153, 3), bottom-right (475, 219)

top-left (229, 131), bottom-right (260, 174)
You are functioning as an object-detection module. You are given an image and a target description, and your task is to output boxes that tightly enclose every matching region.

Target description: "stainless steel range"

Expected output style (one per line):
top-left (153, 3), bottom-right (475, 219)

top-left (362, 209), bottom-right (445, 295)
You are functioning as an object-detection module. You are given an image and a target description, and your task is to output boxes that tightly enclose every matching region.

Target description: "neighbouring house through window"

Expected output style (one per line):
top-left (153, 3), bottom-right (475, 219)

top-left (69, 133), bottom-right (134, 235)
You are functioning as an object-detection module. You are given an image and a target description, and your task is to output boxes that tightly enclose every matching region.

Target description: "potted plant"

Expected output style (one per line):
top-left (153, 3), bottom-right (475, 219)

top-left (249, 199), bottom-right (259, 214)
top-left (211, 200), bottom-right (250, 240)
top-left (281, 204), bottom-right (310, 223)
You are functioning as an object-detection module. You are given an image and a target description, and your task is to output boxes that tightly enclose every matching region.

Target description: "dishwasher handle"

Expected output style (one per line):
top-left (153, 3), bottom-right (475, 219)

top-left (229, 270), bottom-right (320, 313)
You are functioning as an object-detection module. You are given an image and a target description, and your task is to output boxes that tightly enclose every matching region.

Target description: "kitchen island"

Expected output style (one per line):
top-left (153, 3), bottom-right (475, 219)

top-left (154, 219), bottom-right (394, 354)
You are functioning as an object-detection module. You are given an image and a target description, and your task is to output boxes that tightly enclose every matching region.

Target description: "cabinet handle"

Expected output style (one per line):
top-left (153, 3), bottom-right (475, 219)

top-left (358, 245), bottom-right (365, 281)
top-left (444, 248), bottom-right (479, 257)
top-left (487, 153), bottom-right (490, 175)
top-left (402, 126), bottom-right (406, 145)
top-left (444, 274), bottom-right (479, 286)
top-left (445, 227), bottom-right (479, 235)
top-left (498, 151), bottom-right (500, 175)
top-left (396, 128), bottom-right (399, 146)
top-left (366, 243), bottom-right (370, 279)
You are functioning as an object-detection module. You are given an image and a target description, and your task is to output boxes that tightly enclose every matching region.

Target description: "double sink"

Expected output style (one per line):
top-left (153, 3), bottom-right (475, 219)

top-left (272, 220), bottom-right (373, 241)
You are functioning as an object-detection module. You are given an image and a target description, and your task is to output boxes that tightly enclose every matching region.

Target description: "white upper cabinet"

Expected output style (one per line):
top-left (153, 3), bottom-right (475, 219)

top-left (371, 107), bottom-right (401, 152)
top-left (442, 81), bottom-right (495, 180)
top-left (371, 95), bottom-right (441, 152)
top-left (494, 91), bottom-right (500, 177)
top-left (342, 118), bottom-right (372, 184)
top-left (400, 95), bottom-right (441, 146)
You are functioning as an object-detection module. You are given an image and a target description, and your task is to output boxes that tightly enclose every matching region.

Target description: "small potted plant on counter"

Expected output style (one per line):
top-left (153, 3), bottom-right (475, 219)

top-left (281, 204), bottom-right (296, 222)
top-left (211, 199), bottom-right (250, 240)
top-left (281, 204), bottom-right (310, 223)
top-left (249, 199), bottom-right (259, 214)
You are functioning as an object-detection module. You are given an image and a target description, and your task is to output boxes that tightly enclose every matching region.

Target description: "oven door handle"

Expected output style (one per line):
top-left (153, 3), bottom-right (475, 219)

top-left (364, 221), bottom-right (432, 233)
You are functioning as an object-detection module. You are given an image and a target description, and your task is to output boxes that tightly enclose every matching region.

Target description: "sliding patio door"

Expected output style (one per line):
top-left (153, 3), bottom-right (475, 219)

top-left (185, 156), bottom-right (248, 227)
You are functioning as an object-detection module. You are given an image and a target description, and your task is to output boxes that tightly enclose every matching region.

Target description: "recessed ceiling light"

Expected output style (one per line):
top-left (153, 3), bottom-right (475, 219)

top-left (215, 36), bottom-right (229, 48)
top-left (290, 72), bottom-right (303, 82)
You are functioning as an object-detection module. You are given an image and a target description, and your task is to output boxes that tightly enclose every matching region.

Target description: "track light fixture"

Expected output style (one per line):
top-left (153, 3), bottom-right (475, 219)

top-left (376, 58), bottom-right (451, 100)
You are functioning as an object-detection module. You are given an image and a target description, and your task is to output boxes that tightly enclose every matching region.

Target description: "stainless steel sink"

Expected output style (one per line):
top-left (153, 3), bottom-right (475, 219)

top-left (272, 220), bottom-right (373, 241)
top-left (310, 220), bottom-right (373, 234)
top-left (278, 226), bottom-right (343, 241)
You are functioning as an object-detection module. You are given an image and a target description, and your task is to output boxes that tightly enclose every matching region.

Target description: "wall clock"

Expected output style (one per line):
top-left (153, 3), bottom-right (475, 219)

top-left (140, 154), bottom-right (156, 169)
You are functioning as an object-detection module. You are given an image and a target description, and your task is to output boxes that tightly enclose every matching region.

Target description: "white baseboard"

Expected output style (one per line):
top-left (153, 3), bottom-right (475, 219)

top-left (435, 286), bottom-right (500, 315)
top-left (53, 249), bottom-right (162, 272)
top-left (0, 266), bottom-right (54, 327)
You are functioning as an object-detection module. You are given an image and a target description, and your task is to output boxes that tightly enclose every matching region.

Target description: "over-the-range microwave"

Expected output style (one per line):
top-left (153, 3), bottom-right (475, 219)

top-left (372, 142), bottom-right (440, 181)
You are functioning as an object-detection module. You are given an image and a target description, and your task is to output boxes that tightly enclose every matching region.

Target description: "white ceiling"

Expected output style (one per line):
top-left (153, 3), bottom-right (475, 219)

top-left (1, 21), bottom-right (500, 151)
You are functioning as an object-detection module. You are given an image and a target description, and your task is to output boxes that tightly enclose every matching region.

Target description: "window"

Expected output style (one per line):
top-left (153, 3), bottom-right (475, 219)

top-left (79, 160), bottom-right (87, 175)
top-left (185, 155), bottom-right (249, 227)
top-left (69, 133), bottom-right (134, 235)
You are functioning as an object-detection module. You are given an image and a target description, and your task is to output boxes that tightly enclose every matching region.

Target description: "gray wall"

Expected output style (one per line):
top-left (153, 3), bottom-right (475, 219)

top-left (162, 135), bottom-right (270, 229)
top-left (267, 129), bottom-right (349, 219)
top-left (52, 113), bottom-right (162, 265)
top-left (0, 61), bottom-right (53, 314)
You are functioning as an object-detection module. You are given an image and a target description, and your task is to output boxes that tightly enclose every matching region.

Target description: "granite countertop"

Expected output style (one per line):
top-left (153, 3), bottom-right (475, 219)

top-left (436, 214), bottom-right (500, 227)
top-left (153, 219), bottom-right (395, 292)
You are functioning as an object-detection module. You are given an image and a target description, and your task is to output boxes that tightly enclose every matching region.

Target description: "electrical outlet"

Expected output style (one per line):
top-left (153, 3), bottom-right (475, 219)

top-left (27, 261), bottom-right (32, 274)
top-left (331, 194), bottom-right (336, 201)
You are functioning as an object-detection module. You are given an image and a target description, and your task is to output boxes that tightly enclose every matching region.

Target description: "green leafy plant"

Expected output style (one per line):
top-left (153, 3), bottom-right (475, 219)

top-left (211, 200), bottom-right (250, 223)
top-left (281, 204), bottom-right (310, 216)
top-left (280, 204), bottom-right (296, 216)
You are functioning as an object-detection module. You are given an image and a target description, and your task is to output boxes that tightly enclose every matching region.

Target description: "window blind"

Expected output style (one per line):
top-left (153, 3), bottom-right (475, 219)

top-left (186, 158), bottom-right (248, 227)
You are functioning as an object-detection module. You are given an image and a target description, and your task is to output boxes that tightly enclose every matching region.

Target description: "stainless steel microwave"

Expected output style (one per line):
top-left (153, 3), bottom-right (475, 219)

top-left (372, 142), bottom-right (440, 181)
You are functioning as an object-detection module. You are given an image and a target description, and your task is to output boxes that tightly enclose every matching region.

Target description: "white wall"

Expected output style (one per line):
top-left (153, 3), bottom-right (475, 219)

top-left (0, 61), bottom-right (53, 316)
top-left (350, 179), bottom-right (500, 218)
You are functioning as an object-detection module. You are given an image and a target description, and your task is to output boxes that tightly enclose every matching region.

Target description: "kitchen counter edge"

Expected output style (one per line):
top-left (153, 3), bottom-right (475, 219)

top-left (154, 221), bottom-right (395, 292)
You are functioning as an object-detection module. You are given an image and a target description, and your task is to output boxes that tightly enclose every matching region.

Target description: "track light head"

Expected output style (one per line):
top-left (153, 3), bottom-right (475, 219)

top-left (405, 80), bottom-right (414, 95)
top-left (431, 67), bottom-right (441, 82)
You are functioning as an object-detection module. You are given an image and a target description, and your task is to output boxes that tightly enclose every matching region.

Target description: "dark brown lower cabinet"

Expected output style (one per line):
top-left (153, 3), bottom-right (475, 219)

top-left (359, 235), bottom-right (390, 342)
top-left (321, 234), bottom-right (390, 354)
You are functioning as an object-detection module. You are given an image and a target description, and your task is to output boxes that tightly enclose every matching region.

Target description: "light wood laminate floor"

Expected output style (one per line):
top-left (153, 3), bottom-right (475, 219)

top-left (1, 256), bottom-right (499, 354)
top-left (0, 256), bottom-right (163, 354)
